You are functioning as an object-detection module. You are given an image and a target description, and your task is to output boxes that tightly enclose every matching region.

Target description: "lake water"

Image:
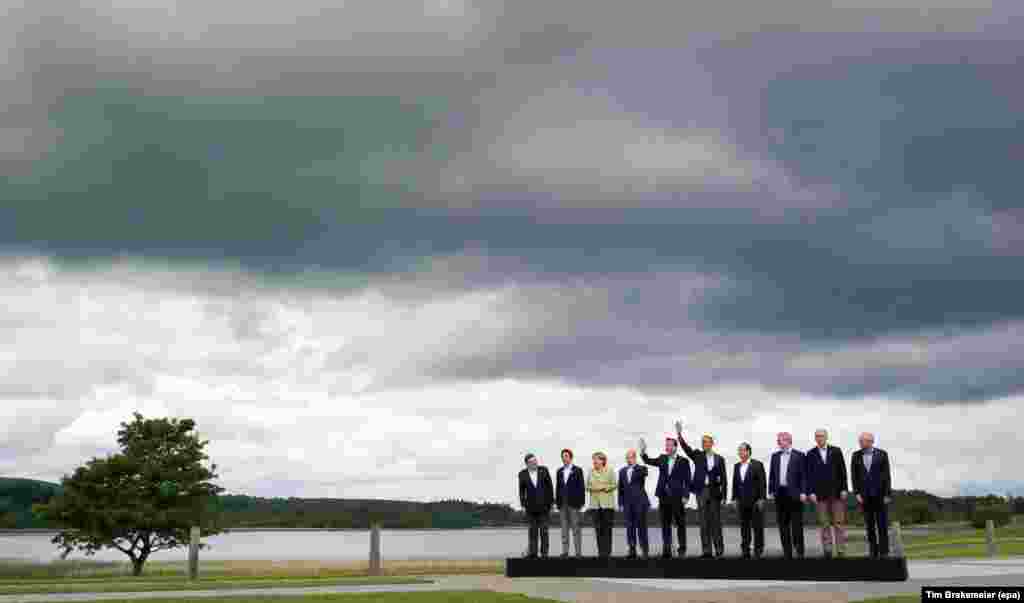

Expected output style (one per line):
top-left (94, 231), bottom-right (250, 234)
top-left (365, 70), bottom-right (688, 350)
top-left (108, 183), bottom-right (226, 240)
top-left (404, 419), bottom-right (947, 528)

top-left (1, 527), bottom-right (844, 562)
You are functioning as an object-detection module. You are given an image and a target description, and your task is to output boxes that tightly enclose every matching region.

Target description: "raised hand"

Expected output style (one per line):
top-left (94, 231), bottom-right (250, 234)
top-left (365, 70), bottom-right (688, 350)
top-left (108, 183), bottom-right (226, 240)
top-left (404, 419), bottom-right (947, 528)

top-left (638, 438), bottom-right (647, 453)
top-left (674, 420), bottom-right (683, 434)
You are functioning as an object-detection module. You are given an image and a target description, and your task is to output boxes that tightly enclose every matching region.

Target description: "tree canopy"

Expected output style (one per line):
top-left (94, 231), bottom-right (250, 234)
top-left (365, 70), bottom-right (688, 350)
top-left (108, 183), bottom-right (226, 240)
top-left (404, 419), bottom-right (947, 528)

top-left (34, 413), bottom-right (224, 575)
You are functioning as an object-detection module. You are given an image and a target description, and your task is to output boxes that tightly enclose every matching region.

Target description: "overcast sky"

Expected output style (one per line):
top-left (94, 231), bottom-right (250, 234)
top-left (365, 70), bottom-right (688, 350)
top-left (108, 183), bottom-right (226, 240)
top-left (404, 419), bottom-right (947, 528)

top-left (3, 0), bottom-right (1024, 504)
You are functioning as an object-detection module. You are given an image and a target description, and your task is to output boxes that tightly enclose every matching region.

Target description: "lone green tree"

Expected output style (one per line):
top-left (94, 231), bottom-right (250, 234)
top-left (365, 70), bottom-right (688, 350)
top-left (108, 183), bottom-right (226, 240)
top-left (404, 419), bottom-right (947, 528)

top-left (35, 413), bottom-right (224, 575)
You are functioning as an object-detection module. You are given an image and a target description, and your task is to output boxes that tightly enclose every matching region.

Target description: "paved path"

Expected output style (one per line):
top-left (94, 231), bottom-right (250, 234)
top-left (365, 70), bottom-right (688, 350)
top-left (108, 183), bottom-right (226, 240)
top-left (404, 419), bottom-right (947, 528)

top-left (2, 559), bottom-right (1023, 602)
top-left (584, 558), bottom-right (1024, 602)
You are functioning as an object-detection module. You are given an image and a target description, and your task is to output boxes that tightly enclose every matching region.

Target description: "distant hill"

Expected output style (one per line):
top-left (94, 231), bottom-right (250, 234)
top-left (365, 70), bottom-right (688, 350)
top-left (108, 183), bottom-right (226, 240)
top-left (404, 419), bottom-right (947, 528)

top-left (2, 476), bottom-right (1019, 530)
top-left (212, 495), bottom-right (518, 529)
top-left (0, 477), bottom-right (63, 528)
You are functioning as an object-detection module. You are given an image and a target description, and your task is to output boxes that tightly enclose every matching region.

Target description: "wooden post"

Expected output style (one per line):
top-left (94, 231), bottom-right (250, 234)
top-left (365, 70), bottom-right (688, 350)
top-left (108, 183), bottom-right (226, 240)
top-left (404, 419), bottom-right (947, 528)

top-left (891, 521), bottom-right (904, 558)
top-left (369, 522), bottom-right (381, 576)
top-left (986, 520), bottom-right (997, 558)
top-left (188, 526), bottom-right (200, 581)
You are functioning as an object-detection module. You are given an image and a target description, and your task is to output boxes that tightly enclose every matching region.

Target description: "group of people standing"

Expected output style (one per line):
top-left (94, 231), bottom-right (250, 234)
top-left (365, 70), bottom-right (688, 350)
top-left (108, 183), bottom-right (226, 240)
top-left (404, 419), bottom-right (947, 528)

top-left (517, 422), bottom-right (893, 561)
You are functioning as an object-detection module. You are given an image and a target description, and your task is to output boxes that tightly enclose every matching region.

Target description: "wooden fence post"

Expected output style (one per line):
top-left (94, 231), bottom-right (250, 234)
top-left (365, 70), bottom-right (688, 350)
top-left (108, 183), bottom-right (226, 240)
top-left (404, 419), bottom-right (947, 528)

top-left (369, 522), bottom-right (382, 576)
top-left (188, 526), bottom-right (200, 581)
top-left (985, 520), bottom-right (997, 558)
top-left (891, 521), bottom-right (904, 558)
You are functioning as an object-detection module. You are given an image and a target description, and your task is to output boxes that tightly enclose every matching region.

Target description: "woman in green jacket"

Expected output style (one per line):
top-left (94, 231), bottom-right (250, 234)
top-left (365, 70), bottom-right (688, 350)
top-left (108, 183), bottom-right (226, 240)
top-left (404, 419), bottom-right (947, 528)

top-left (587, 451), bottom-right (617, 557)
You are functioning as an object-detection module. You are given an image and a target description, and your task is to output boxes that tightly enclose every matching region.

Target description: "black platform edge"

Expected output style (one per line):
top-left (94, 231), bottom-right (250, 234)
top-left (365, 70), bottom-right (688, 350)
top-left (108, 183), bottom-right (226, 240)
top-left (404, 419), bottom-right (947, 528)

top-left (505, 555), bottom-right (908, 582)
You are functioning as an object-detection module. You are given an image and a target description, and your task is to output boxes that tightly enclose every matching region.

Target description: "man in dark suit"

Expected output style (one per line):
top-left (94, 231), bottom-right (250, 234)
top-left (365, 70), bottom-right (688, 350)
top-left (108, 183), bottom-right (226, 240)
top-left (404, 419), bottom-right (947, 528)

top-left (555, 448), bottom-right (585, 557)
top-left (769, 431), bottom-right (808, 559)
top-left (518, 453), bottom-right (554, 558)
top-left (851, 432), bottom-right (893, 559)
top-left (641, 433), bottom-right (692, 558)
top-left (730, 442), bottom-right (767, 559)
top-left (806, 428), bottom-right (850, 559)
top-left (677, 422), bottom-right (728, 558)
top-left (618, 448), bottom-right (651, 558)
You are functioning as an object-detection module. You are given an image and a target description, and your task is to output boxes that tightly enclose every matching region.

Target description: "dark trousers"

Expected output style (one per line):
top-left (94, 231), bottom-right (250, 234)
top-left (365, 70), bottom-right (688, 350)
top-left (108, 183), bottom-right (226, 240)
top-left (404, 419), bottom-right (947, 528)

top-left (591, 508), bottom-right (614, 557)
top-left (526, 511), bottom-right (550, 556)
top-left (775, 489), bottom-right (805, 558)
top-left (623, 504), bottom-right (649, 552)
top-left (657, 496), bottom-right (687, 554)
top-left (697, 488), bottom-right (725, 555)
top-left (738, 502), bottom-right (765, 556)
top-left (863, 496), bottom-right (890, 557)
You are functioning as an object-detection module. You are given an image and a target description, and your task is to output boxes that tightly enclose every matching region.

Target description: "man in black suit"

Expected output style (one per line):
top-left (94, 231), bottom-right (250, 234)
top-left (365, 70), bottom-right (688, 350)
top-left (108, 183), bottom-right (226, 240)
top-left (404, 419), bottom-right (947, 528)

top-left (641, 433), bottom-right (692, 558)
top-left (618, 448), bottom-right (651, 558)
top-left (806, 428), bottom-right (850, 559)
top-left (518, 453), bottom-right (554, 558)
top-left (851, 432), bottom-right (893, 558)
top-left (677, 422), bottom-right (727, 558)
top-left (730, 442), bottom-right (767, 559)
top-left (555, 448), bottom-right (585, 557)
top-left (769, 431), bottom-right (808, 559)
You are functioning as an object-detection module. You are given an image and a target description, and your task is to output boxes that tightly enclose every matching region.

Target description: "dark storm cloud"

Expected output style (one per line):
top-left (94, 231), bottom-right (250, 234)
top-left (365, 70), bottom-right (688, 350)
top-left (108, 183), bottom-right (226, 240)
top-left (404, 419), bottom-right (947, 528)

top-left (3, 0), bottom-right (1024, 404)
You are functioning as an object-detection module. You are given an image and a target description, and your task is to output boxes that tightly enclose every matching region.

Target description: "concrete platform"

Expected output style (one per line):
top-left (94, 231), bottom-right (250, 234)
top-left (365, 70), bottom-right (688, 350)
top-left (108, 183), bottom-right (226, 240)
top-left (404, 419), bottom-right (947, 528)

top-left (506, 555), bottom-right (908, 581)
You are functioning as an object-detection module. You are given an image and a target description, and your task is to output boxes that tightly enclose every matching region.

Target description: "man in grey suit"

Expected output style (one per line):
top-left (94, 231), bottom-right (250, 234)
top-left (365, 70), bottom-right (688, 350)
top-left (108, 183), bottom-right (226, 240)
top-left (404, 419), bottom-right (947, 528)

top-left (555, 448), bottom-right (585, 557)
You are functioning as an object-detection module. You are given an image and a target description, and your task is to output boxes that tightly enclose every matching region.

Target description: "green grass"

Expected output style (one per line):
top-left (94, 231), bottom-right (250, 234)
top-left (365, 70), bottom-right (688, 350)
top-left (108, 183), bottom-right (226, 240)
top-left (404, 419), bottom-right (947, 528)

top-left (0, 575), bottom-right (428, 595)
top-left (12, 593), bottom-right (559, 603)
top-left (0, 558), bottom-right (502, 580)
top-left (902, 541), bottom-right (1024, 559)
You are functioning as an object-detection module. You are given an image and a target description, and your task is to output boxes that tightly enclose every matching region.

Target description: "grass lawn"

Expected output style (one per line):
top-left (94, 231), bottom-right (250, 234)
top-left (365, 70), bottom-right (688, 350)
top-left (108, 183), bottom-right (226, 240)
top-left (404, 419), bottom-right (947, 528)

top-left (16, 593), bottom-right (559, 603)
top-left (0, 558), bottom-right (503, 580)
top-left (0, 575), bottom-right (428, 595)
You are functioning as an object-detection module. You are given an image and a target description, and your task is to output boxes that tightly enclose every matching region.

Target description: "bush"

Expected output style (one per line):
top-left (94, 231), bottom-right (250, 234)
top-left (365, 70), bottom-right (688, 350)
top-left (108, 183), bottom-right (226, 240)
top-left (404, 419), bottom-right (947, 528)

top-left (971, 505), bottom-right (1012, 530)
top-left (897, 500), bottom-right (937, 525)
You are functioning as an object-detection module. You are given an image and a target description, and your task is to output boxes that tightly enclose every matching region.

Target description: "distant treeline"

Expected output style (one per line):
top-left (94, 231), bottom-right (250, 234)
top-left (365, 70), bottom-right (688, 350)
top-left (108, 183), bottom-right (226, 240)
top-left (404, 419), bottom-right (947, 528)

top-left (2, 477), bottom-right (1020, 530)
top-left (211, 495), bottom-right (519, 529)
top-left (0, 478), bottom-right (63, 528)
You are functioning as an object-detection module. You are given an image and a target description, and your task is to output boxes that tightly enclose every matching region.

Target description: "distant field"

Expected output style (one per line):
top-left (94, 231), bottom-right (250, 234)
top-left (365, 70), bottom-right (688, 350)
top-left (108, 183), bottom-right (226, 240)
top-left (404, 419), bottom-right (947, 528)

top-left (0, 558), bottom-right (503, 581)
top-left (0, 575), bottom-right (428, 595)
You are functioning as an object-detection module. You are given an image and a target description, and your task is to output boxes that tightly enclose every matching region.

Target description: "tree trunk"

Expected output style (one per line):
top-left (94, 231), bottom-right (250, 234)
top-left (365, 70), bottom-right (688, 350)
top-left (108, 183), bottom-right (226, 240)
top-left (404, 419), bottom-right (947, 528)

top-left (131, 557), bottom-right (146, 576)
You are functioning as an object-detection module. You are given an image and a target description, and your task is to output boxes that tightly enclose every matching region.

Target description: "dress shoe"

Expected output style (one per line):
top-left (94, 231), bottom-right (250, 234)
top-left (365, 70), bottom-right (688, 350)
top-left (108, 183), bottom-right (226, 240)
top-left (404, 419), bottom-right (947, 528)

top-left (700, 553), bottom-right (713, 559)
top-left (661, 549), bottom-right (672, 559)
top-left (823, 551), bottom-right (833, 560)
top-left (627, 547), bottom-right (637, 559)
top-left (560, 552), bottom-right (569, 558)
top-left (714, 551), bottom-right (724, 559)
top-left (754, 551), bottom-right (763, 559)
top-left (642, 549), bottom-right (649, 559)
top-left (741, 552), bottom-right (751, 559)
top-left (678, 548), bottom-right (686, 558)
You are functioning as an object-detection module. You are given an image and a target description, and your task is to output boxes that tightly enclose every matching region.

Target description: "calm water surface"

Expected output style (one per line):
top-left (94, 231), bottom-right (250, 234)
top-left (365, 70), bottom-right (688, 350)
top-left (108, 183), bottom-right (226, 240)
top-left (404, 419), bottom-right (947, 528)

top-left (1, 527), bottom-right (838, 562)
